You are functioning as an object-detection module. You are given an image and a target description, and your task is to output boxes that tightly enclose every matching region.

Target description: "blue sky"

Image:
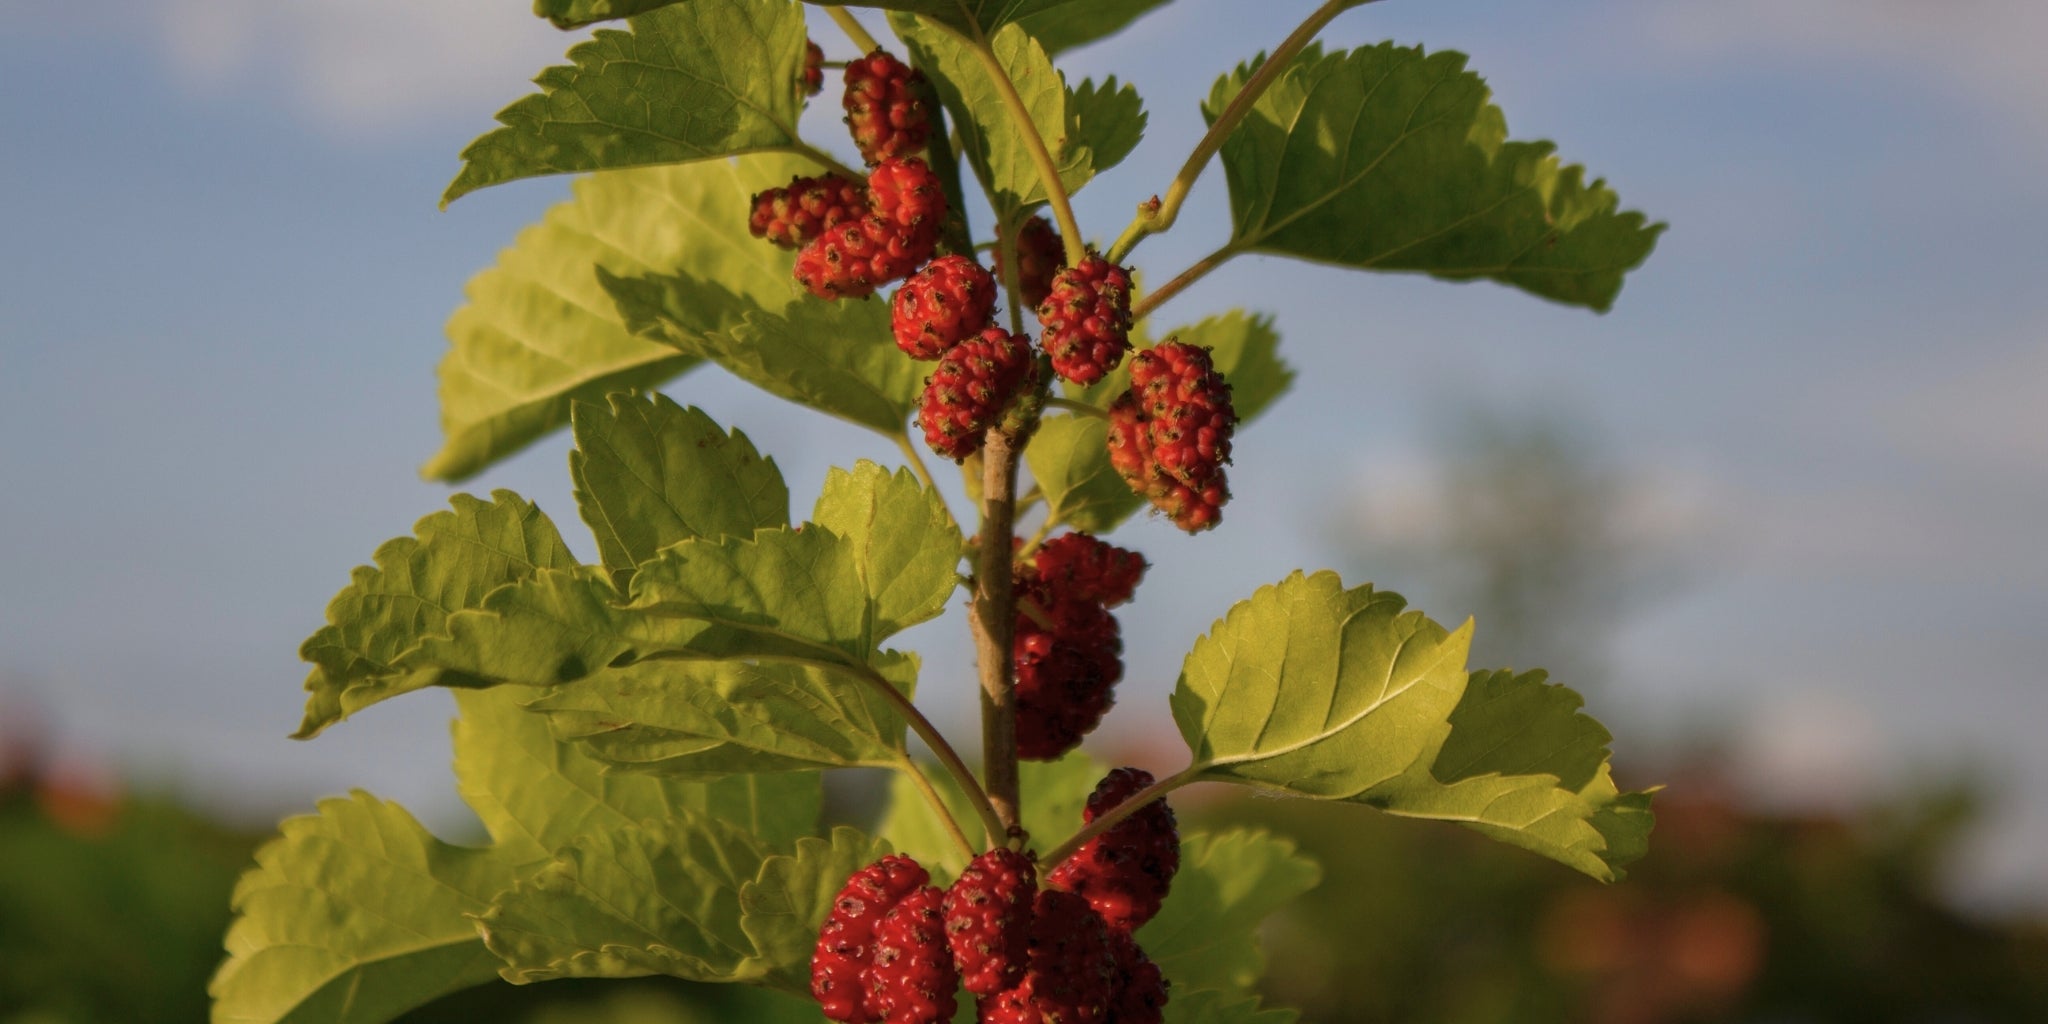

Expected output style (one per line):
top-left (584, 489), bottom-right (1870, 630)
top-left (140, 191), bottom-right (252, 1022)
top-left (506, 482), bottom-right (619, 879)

top-left (2, 1), bottom-right (2044, 910)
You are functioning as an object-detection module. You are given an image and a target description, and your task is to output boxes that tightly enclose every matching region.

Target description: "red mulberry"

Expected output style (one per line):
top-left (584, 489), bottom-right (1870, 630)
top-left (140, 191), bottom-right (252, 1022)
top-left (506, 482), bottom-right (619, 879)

top-left (1036, 256), bottom-right (1134, 385)
top-left (795, 215), bottom-right (935, 300)
top-left (750, 173), bottom-right (865, 250)
top-left (977, 890), bottom-right (1115, 1024)
top-left (1108, 930), bottom-right (1168, 1024)
top-left (813, 854), bottom-right (931, 1022)
top-left (892, 255), bottom-right (998, 359)
top-left (918, 327), bottom-right (1035, 461)
top-left (1012, 586), bottom-right (1122, 762)
top-left (1031, 533), bottom-right (1146, 608)
top-left (802, 39), bottom-right (825, 97)
top-left (1106, 341), bottom-right (1236, 532)
top-left (944, 848), bottom-right (1035, 996)
top-left (844, 50), bottom-right (930, 164)
top-left (869, 886), bottom-right (959, 1024)
top-left (1047, 767), bottom-right (1180, 933)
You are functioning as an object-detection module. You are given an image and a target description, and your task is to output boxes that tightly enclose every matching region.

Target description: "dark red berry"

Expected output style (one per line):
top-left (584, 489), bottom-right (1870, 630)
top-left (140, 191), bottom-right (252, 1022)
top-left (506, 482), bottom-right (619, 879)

top-left (1012, 587), bottom-right (1121, 762)
top-left (1031, 533), bottom-right (1146, 608)
top-left (869, 886), bottom-right (959, 1024)
top-left (1109, 929), bottom-right (1168, 1024)
top-left (918, 327), bottom-right (1035, 461)
top-left (867, 157), bottom-right (947, 253)
top-left (802, 39), bottom-right (826, 97)
top-left (993, 215), bottom-right (1065, 309)
top-left (892, 255), bottom-right (998, 359)
top-left (944, 849), bottom-right (1035, 996)
top-left (1036, 256), bottom-right (1134, 385)
top-left (1106, 341), bottom-right (1236, 532)
top-left (977, 889), bottom-right (1116, 1024)
top-left (750, 173), bottom-right (866, 250)
top-left (813, 854), bottom-right (931, 1022)
top-left (844, 50), bottom-right (930, 164)
top-left (1047, 768), bottom-right (1180, 933)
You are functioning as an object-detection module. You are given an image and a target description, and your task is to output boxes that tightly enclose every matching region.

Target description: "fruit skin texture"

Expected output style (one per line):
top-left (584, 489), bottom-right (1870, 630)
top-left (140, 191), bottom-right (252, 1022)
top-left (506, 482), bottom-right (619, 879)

top-left (1036, 256), bottom-right (1134, 385)
top-left (977, 890), bottom-right (1116, 1024)
top-left (1048, 767), bottom-right (1181, 933)
top-left (944, 848), bottom-right (1036, 997)
top-left (844, 50), bottom-right (931, 164)
top-left (750, 173), bottom-right (866, 249)
top-left (1109, 929), bottom-right (1169, 1024)
top-left (1031, 533), bottom-right (1146, 608)
top-left (802, 39), bottom-right (825, 96)
top-left (892, 255), bottom-right (998, 359)
top-left (1107, 341), bottom-right (1237, 532)
top-left (994, 215), bottom-right (1066, 308)
top-left (794, 215), bottom-right (938, 300)
top-left (918, 328), bottom-right (1036, 461)
top-left (867, 158), bottom-right (947, 251)
top-left (814, 855), bottom-right (932, 1023)
top-left (1012, 573), bottom-right (1122, 762)
top-left (869, 886), bottom-right (960, 1024)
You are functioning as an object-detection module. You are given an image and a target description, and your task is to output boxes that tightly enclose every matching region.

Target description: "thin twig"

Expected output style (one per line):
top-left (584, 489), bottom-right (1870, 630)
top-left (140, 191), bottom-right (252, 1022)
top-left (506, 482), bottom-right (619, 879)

top-left (896, 754), bottom-right (981, 860)
top-left (824, 6), bottom-right (880, 53)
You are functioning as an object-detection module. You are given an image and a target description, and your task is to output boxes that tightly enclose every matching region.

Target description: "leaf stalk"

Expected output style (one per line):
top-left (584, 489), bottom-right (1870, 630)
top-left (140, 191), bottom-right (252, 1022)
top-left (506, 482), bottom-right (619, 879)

top-left (955, 23), bottom-right (1088, 267)
top-left (824, 6), bottom-right (880, 53)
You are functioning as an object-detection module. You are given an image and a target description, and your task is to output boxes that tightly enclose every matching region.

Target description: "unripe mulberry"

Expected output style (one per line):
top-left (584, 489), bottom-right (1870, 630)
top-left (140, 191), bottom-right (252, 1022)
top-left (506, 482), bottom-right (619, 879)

top-left (867, 158), bottom-right (946, 243)
top-left (1109, 930), bottom-right (1168, 1024)
top-left (844, 50), bottom-right (930, 164)
top-left (750, 173), bottom-right (865, 249)
top-left (918, 327), bottom-right (1035, 461)
top-left (978, 890), bottom-right (1116, 1024)
top-left (1036, 256), bottom-right (1134, 385)
top-left (801, 39), bottom-right (825, 97)
top-left (893, 255), bottom-right (998, 359)
top-left (1012, 585), bottom-right (1121, 761)
top-left (993, 215), bottom-right (1065, 308)
top-left (1047, 767), bottom-right (1180, 932)
top-left (795, 215), bottom-right (936, 300)
top-left (1031, 533), bottom-right (1146, 608)
top-left (869, 886), bottom-right (959, 1024)
top-left (944, 848), bottom-right (1035, 996)
top-left (813, 854), bottom-right (931, 1022)
top-left (1106, 341), bottom-right (1236, 532)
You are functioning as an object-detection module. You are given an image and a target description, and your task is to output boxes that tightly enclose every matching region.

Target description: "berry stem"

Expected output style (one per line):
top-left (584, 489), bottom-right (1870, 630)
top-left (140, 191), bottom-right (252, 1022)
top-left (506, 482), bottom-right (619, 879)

top-left (823, 6), bottom-right (880, 54)
top-left (1043, 396), bottom-right (1109, 420)
top-left (952, 22), bottom-right (1088, 268)
top-left (1036, 766), bottom-right (1199, 872)
top-left (1103, 0), bottom-right (1381, 265)
top-left (896, 753), bottom-right (981, 861)
top-left (855, 661), bottom-right (1009, 844)
top-left (1131, 240), bottom-right (1242, 322)
top-left (969, 425), bottom-right (1026, 835)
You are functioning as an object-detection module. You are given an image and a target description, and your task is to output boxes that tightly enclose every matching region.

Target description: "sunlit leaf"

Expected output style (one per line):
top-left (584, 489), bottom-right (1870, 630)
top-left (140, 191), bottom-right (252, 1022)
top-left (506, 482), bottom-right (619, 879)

top-left (1171, 571), bottom-right (1652, 880)
top-left (295, 491), bottom-right (575, 737)
top-left (445, 0), bottom-right (810, 203)
top-left (1015, 0), bottom-right (1173, 55)
top-left (428, 155), bottom-right (808, 481)
top-left (1208, 43), bottom-right (1662, 311)
top-left (570, 392), bottom-right (790, 587)
top-left (739, 826), bottom-right (894, 990)
top-left (534, 0), bottom-right (688, 30)
top-left (209, 793), bottom-right (523, 1024)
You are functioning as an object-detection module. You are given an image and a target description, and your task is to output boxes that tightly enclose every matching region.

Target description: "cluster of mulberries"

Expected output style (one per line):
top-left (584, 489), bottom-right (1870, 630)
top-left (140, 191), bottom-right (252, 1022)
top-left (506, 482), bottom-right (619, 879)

top-left (1011, 533), bottom-right (1146, 761)
top-left (814, 767), bottom-right (1178, 1024)
top-left (1107, 341), bottom-right (1237, 531)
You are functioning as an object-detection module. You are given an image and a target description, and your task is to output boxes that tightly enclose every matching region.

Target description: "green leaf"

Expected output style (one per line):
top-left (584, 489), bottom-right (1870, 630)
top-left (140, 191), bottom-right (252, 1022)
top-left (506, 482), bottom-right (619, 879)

top-left (445, 0), bottom-right (810, 203)
top-left (1025, 413), bottom-right (1144, 537)
top-left (409, 462), bottom-right (960, 688)
top-left (534, 0), bottom-right (688, 30)
top-left (827, 0), bottom-right (1084, 38)
top-left (878, 750), bottom-right (1102, 879)
top-left (892, 18), bottom-right (1126, 217)
top-left (1137, 830), bottom-right (1321, 998)
top-left (524, 652), bottom-right (920, 778)
top-left (1207, 43), bottom-right (1662, 311)
top-left (570, 393), bottom-right (790, 587)
top-left (1164, 989), bottom-right (1300, 1024)
top-left (295, 491), bottom-right (575, 738)
top-left (1067, 76), bottom-right (1146, 180)
top-left (739, 827), bottom-right (894, 990)
top-left (1033, 310), bottom-right (1292, 535)
top-left (428, 154), bottom-right (811, 481)
top-left (477, 811), bottom-right (775, 984)
top-left (1014, 0), bottom-right (1173, 55)
top-left (1170, 571), bottom-right (1652, 880)
top-left (209, 792), bottom-right (524, 1024)
top-left (603, 276), bottom-right (923, 437)
top-left (453, 685), bottom-right (822, 864)
top-left (625, 461), bottom-right (964, 664)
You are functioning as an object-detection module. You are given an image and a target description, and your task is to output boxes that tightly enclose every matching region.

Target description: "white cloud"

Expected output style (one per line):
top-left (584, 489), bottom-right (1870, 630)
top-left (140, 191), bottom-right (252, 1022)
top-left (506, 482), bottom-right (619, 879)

top-left (145, 0), bottom-right (571, 135)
